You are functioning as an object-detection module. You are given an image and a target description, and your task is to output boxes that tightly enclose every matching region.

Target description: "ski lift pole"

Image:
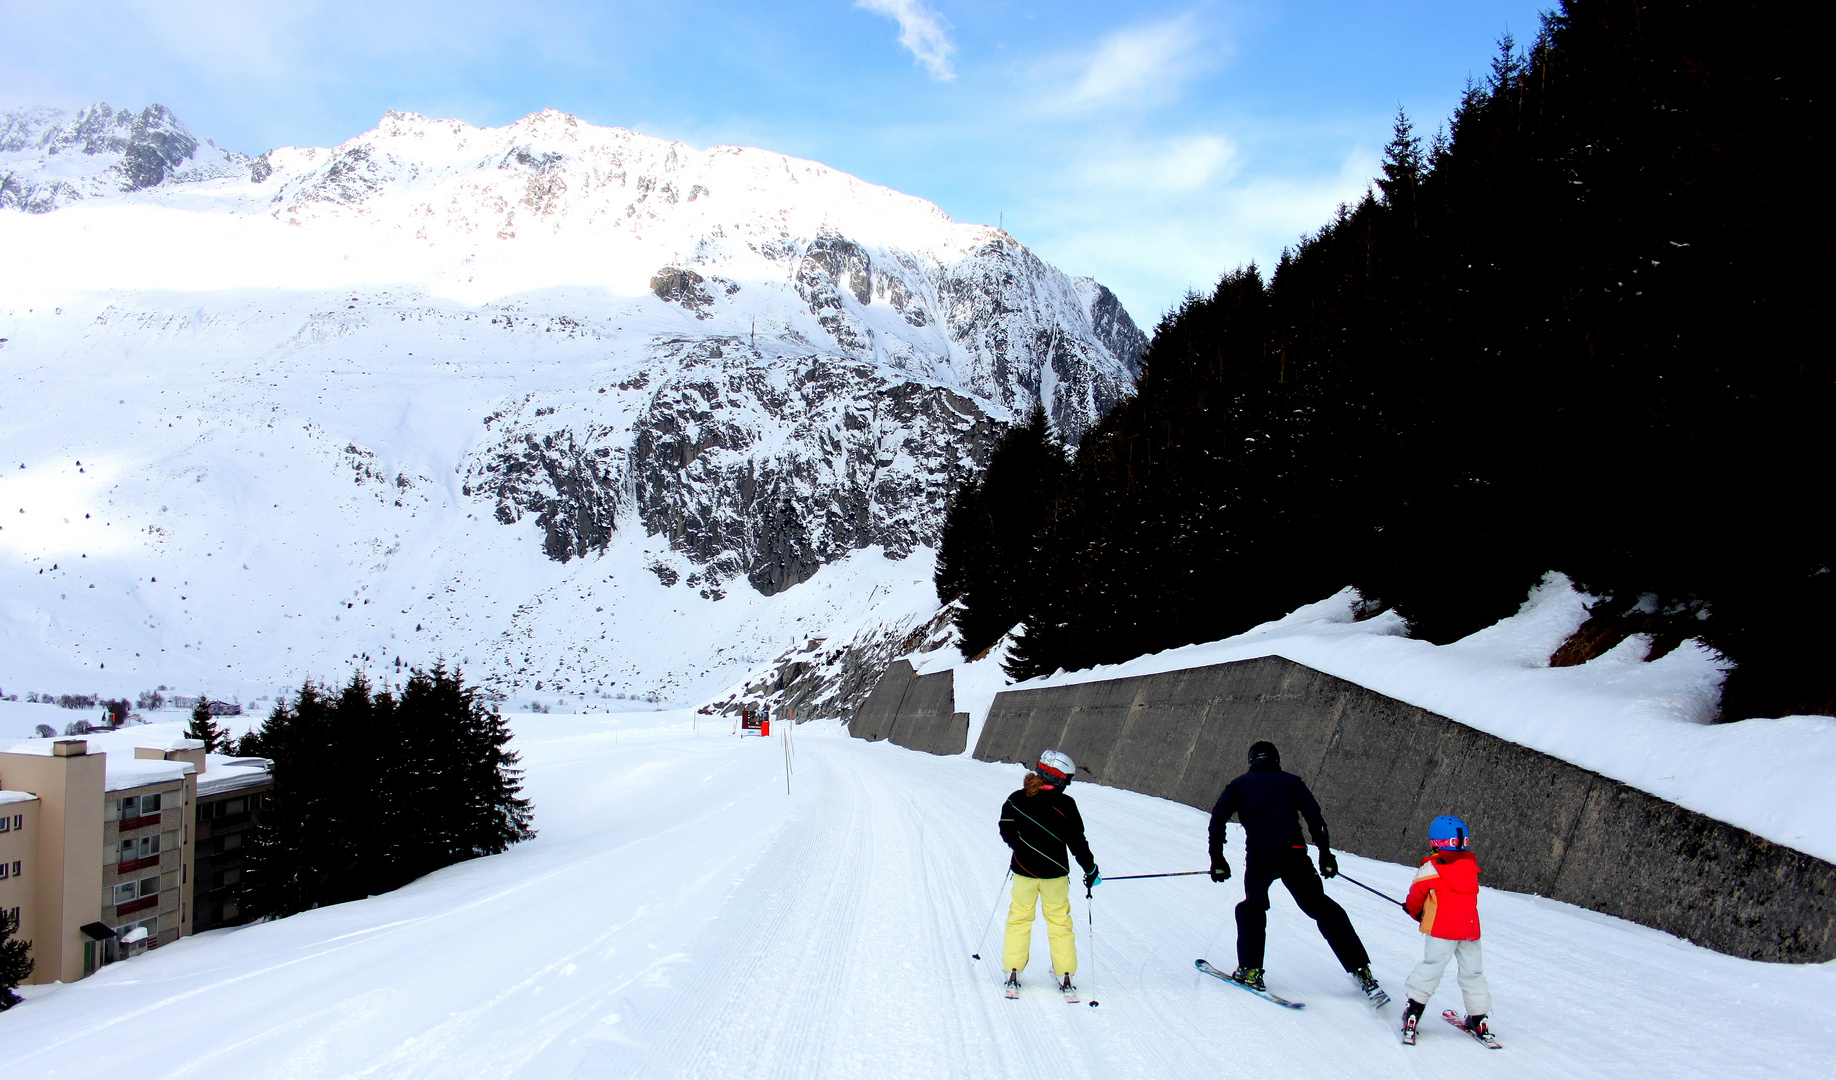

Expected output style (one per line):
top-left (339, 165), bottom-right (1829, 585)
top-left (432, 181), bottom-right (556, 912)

top-left (782, 712), bottom-right (796, 797)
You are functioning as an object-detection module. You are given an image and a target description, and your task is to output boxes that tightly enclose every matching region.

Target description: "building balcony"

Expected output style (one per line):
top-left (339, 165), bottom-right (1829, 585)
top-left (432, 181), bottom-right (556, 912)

top-left (116, 855), bottom-right (160, 874)
top-left (115, 896), bottom-right (158, 917)
top-left (119, 813), bottom-right (162, 831)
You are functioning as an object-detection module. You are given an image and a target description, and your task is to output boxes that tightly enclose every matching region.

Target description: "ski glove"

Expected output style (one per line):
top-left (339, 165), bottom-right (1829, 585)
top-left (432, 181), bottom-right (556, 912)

top-left (1318, 850), bottom-right (1339, 879)
top-left (1210, 856), bottom-right (1232, 883)
top-left (1084, 866), bottom-right (1102, 889)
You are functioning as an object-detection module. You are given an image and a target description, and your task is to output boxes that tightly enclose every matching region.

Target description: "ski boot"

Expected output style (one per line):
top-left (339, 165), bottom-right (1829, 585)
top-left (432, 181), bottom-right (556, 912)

top-left (1443, 1009), bottom-right (1503, 1047)
top-left (1350, 964), bottom-right (1390, 1008)
top-left (1003, 971), bottom-right (1021, 1000)
top-left (1228, 965), bottom-right (1266, 991)
top-left (1059, 973), bottom-right (1080, 1002)
top-left (1400, 999), bottom-right (1425, 1045)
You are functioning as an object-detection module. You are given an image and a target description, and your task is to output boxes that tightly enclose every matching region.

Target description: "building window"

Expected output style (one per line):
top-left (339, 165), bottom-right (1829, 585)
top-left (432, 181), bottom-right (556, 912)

top-left (0, 862), bottom-right (8, 879)
top-left (117, 834), bottom-right (161, 863)
top-left (8, 861), bottom-right (16, 878)
top-left (118, 793), bottom-right (163, 823)
top-left (0, 815), bottom-right (9, 832)
top-left (113, 876), bottom-right (160, 904)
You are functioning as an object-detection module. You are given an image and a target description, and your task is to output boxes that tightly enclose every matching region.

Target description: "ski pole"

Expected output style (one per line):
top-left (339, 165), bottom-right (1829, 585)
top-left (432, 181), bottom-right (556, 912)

top-left (1085, 879), bottom-right (1099, 1007)
top-left (1101, 870), bottom-right (1211, 881)
top-left (1334, 870), bottom-right (1405, 908)
top-left (970, 870), bottom-right (1013, 963)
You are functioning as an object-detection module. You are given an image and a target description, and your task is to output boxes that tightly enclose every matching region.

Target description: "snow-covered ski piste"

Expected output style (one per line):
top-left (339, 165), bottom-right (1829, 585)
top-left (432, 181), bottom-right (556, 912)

top-left (4, 714), bottom-right (1832, 1079)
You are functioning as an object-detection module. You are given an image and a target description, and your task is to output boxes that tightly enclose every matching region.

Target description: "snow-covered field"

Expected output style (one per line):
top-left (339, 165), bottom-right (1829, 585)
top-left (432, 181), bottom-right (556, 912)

top-left (4, 713), bottom-right (1831, 1079)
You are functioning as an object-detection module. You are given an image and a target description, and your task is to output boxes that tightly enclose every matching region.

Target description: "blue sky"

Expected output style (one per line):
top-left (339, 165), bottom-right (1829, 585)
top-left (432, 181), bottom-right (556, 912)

top-left (2, 0), bottom-right (1550, 325)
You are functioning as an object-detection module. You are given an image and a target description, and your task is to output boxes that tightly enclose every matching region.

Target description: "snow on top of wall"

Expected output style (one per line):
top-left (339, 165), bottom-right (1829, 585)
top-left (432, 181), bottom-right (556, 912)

top-left (919, 574), bottom-right (1836, 864)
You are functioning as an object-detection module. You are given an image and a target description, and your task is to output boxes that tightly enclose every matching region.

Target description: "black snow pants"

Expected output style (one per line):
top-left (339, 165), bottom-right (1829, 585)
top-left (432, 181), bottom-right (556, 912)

top-left (1236, 848), bottom-right (1370, 972)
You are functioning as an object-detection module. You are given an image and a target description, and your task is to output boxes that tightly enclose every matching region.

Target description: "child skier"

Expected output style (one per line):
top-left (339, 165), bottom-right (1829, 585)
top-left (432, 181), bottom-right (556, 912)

top-left (1400, 815), bottom-right (1493, 1044)
top-left (997, 749), bottom-right (1099, 999)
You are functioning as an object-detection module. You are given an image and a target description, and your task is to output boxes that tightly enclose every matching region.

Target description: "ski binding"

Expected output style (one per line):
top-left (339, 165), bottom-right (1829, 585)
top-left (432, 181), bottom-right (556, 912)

top-left (1195, 959), bottom-right (1305, 1009)
top-left (1442, 1010), bottom-right (1503, 1049)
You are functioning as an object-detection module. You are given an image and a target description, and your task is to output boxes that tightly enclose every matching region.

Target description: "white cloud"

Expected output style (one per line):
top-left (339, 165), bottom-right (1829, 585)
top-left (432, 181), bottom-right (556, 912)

top-left (855, 0), bottom-right (955, 81)
top-left (1049, 13), bottom-right (1211, 112)
top-left (1074, 133), bottom-right (1236, 195)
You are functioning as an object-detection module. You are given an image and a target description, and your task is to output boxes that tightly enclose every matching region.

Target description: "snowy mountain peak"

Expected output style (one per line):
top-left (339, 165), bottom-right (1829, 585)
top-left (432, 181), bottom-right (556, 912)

top-left (0, 101), bottom-right (248, 211)
top-left (0, 103), bottom-right (1143, 705)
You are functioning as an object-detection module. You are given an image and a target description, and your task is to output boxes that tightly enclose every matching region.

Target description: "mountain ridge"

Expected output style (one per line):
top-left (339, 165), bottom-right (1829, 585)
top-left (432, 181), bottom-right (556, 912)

top-left (0, 102), bottom-right (1144, 709)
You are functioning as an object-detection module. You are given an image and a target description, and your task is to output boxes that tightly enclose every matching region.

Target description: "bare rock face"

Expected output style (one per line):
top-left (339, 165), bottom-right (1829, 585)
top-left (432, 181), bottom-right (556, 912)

top-left (464, 337), bottom-right (1009, 596)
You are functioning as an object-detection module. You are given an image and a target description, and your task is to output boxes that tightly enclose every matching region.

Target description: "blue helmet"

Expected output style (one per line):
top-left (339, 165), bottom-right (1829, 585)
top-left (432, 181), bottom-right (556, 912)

top-left (1429, 815), bottom-right (1470, 850)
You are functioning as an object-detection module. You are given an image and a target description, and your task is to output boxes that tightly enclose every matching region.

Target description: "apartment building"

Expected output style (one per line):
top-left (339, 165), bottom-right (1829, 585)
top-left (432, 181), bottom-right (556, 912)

top-left (192, 761), bottom-right (271, 932)
top-left (0, 733), bottom-right (270, 983)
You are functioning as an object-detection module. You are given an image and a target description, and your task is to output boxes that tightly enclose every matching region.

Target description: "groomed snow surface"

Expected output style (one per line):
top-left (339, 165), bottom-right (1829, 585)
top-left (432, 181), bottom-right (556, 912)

top-left (5, 714), bottom-right (1832, 1079)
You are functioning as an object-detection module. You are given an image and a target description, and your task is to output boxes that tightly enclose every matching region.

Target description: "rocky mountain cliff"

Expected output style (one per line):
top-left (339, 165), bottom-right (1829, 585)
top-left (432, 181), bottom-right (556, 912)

top-left (0, 103), bottom-right (249, 211)
top-left (0, 104), bottom-right (1144, 704)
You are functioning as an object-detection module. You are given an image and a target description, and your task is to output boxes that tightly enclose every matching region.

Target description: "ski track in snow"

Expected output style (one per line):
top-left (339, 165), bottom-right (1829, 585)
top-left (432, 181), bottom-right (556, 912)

top-left (3, 715), bottom-right (1833, 1079)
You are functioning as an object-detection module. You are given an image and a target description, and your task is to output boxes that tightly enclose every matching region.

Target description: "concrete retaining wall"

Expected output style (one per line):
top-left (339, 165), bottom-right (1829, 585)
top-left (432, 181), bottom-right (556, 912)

top-left (847, 662), bottom-right (967, 756)
top-left (854, 654), bottom-right (1836, 962)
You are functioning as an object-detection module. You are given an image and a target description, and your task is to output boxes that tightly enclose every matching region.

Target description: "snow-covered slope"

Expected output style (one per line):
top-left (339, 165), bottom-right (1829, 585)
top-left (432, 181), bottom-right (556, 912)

top-left (2, 714), bottom-right (1831, 1078)
top-left (0, 105), bottom-right (1143, 706)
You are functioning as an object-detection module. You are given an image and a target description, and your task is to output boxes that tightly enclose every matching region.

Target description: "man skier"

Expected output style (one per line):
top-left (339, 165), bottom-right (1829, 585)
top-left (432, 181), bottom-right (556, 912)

top-left (998, 749), bottom-right (1099, 998)
top-left (1208, 740), bottom-right (1385, 1001)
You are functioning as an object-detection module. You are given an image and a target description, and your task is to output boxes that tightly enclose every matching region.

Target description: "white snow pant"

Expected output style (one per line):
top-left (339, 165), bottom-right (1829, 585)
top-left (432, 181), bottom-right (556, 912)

top-left (1403, 935), bottom-right (1491, 1017)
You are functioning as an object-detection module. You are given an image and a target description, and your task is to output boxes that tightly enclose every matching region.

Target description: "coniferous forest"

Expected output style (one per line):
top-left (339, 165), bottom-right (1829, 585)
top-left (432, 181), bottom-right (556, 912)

top-left (938, 0), bottom-right (1829, 720)
top-left (239, 666), bottom-right (535, 918)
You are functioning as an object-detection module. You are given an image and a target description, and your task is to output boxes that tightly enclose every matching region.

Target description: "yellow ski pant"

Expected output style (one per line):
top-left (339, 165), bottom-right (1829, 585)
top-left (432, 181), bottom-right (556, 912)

top-left (1003, 874), bottom-right (1076, 976)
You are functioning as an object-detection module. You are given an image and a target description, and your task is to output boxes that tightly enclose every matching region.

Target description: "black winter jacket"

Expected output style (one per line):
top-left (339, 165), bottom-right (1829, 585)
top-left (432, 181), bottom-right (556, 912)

top-left (1208, 762), bottom-right (1331, 862)
top-left (999, 788), bottom-right (1096, 879)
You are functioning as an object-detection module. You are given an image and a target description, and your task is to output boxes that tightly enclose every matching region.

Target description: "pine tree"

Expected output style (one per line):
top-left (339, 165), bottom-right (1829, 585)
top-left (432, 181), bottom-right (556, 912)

top-left (186, 697), bottom-right (231, 754)
top-left (980, 0), bottom-right (1831, 715)
top-left (953, 406), bottom-right (1069, 658)
top-left (1377, 107), bottom-right (1423, 212)
top-left (0, 893), bottom-right (37, 1009)
top-left (241, 666), bottom-right (535, 919)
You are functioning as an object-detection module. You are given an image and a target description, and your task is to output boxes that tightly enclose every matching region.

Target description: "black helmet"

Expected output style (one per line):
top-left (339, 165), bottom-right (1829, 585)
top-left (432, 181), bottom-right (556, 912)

top-left (1248, 741), bottom-right (1280, 769)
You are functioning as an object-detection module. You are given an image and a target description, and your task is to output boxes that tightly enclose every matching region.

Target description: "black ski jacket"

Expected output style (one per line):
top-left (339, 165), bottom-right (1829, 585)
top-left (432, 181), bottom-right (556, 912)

top-left (999, 788), bottom-right (1096, 879)
top-left (1208, 762), bottom-right (1331, 862)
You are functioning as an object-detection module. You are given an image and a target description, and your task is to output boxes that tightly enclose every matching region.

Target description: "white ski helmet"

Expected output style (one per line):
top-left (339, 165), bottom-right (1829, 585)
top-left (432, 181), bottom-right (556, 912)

top-left (1033, 749), bottom-right (1076, 788)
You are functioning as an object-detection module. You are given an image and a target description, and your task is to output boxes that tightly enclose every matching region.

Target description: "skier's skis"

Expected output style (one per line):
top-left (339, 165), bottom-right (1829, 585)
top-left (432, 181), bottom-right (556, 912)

top-left (1442, 1010), bottom-right (1503, 1049)
top-left (1399, 1018), bottom-right (1418, 1046)
top-left (1059, 976), bottom-right (1081, 1004)
top-left (1003, 973), bottom-right (1020, 1000)
top-left (1354, 973), bottom-right (1391, 1010)
top-left (1195, 959), bottom-right (1305, 1009)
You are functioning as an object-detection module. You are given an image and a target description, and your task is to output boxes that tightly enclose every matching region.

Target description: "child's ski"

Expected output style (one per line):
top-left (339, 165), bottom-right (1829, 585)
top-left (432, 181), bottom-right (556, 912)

top-left (1195, 959), bottom-right (1305, 1009)
top-left (1442, 1010), bottom-right (1503, 1049)
top-left (1059, 978), bottom-right (1080, 1004)
top-left (1003, 973), bottom-right (1020, 1000)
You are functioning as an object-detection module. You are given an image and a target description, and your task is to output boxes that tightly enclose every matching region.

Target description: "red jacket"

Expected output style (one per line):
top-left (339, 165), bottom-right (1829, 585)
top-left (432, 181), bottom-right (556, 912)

top-left (1404, 850), bottom-right (1482, 940)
